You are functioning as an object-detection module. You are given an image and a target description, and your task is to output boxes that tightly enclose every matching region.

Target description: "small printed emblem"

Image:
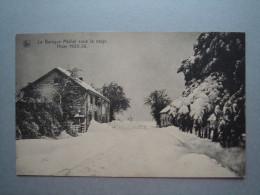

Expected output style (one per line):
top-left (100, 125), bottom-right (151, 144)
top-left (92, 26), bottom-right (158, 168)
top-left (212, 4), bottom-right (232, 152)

top-left (23, 40), bottom-right (31, 48)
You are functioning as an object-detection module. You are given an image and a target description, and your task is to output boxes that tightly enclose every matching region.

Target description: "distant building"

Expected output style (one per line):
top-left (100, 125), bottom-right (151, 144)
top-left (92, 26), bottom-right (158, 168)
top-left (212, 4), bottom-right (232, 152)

top-left (18, 67), bottom-right (110, 132)
top-left (159, 105), bottom-right (172, 127)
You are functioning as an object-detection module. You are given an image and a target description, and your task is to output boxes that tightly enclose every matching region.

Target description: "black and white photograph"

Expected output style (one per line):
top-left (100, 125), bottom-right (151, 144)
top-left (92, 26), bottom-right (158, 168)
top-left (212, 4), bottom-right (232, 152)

top-left (16, 32), bottom-right (245, 177)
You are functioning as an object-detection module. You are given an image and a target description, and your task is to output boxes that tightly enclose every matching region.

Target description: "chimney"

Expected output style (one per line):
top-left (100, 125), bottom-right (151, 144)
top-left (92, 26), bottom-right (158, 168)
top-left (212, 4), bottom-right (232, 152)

top-left (79, 77), bottom-right (83, 81)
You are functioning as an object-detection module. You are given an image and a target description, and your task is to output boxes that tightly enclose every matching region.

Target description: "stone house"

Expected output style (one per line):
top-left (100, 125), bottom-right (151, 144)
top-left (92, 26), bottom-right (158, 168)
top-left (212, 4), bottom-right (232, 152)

top-left (159, 105), bottom-right (173, 127)
top-left (20, 67), bottom-right (110, 132)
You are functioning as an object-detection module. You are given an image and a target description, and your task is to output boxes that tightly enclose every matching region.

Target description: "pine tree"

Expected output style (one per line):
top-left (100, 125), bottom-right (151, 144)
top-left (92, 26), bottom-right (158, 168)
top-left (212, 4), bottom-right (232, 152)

top-left (171, 32), bottom-right (245, 147)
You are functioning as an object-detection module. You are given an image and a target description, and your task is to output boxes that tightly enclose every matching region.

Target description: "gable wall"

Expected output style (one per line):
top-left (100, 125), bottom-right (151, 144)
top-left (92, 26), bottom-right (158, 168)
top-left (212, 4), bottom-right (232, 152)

top-left (32, 70), bottom-right (86, 118)
top-left (32, 70), bottom-right (110, 123)
top-left (33, 71), bottom-right (62, 101)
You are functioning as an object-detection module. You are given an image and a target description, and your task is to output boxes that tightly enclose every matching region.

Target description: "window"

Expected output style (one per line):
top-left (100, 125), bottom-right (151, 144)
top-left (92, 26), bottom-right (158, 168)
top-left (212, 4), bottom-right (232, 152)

top-left (96, 97), bottom-right (101, 106)
top-left (54, 78), bottom-right (61, 84)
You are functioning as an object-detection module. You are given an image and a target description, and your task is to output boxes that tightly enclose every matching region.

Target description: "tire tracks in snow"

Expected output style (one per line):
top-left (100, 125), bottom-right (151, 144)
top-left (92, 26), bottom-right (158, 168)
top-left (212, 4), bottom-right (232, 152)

top-left (55, 134), bottom-right (132, 176)
top-left (56, 126), bottom-right (238, 177)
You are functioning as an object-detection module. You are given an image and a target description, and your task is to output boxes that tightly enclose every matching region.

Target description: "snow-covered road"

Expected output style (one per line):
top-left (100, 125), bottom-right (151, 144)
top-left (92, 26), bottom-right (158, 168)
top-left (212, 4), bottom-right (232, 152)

top-left (16, 121), bottom-right (244, 177)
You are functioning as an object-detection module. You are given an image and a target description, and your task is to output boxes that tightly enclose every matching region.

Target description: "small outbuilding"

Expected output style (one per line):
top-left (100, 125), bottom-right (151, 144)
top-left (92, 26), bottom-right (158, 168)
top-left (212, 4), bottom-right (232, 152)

top-left (159, 105), bottom-right (173, 127)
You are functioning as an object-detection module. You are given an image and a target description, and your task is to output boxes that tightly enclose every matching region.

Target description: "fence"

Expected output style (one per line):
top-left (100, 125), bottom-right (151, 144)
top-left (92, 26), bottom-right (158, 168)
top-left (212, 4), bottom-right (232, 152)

top-left (70, 124), bottom-right (86, 133)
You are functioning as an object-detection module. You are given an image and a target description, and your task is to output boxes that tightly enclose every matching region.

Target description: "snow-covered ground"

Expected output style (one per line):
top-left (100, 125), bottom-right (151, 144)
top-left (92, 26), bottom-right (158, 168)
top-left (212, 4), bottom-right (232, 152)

top-left (16, 120), bottom-right (245, 177)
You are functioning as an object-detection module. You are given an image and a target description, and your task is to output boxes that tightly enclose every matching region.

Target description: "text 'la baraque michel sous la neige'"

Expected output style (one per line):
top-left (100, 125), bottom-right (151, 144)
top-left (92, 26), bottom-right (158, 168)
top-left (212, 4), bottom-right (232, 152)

top-left (37, 39), bottom-right (107, 49)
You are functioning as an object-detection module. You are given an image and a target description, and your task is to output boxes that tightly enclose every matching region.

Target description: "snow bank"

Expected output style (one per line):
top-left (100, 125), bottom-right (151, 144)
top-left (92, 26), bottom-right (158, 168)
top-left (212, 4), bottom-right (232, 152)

top-left (88, 120), bottom-right (115, 133)
top-left (56, 131), bottom-right (73, 139)
top-left (173, 153), bottom-right (237, 177)
top-left (164, 126), bottom-right (245, 176)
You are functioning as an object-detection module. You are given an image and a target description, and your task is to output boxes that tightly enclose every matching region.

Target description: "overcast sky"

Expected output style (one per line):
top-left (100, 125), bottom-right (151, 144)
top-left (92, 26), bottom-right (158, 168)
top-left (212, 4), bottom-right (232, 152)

top-left (16, 32), bottom-right (200, 121)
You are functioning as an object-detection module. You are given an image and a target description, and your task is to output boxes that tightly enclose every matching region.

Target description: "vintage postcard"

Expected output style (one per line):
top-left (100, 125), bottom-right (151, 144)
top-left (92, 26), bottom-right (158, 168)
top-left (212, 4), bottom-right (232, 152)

top-left (16, 32), bottom-right (245, 177)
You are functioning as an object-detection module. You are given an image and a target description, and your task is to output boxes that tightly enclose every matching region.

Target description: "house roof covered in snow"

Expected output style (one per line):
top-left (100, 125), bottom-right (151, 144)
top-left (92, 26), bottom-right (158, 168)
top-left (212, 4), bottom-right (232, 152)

top-left (30, 67), bottom-right (109, 102)
top-left (160, 105), bottom-right (171, 114)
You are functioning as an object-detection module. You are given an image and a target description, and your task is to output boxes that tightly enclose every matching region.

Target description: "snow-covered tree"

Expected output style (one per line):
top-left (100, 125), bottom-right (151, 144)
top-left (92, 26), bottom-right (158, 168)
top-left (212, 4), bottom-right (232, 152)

top-left (170, 32), bottom-right (245, 147)
top-left (66, 66), bottom-right (82, 78)
top-left (101, 82), bottom-right (131, 121)
top-left (16, 89), bottom-right (63, 139)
